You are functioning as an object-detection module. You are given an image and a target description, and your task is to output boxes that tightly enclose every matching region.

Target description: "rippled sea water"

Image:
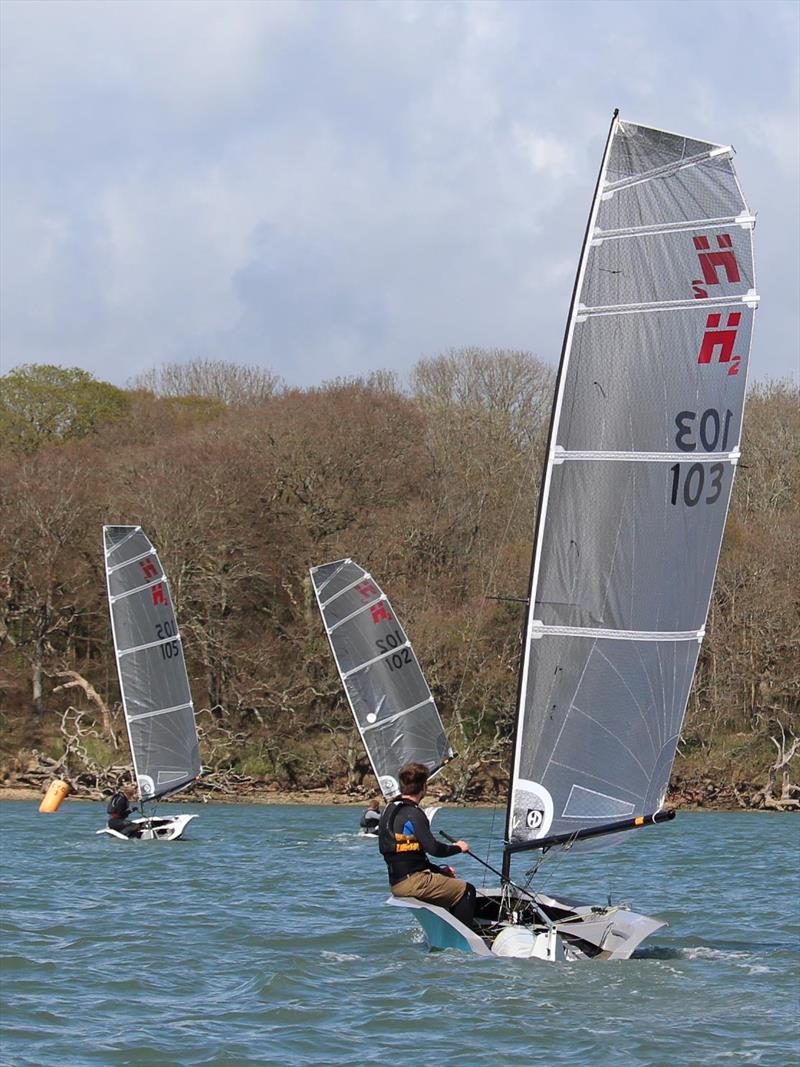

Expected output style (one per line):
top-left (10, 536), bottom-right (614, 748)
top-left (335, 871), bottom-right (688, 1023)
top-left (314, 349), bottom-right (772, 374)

top-left (1, 801), bottom-right (798, 1067)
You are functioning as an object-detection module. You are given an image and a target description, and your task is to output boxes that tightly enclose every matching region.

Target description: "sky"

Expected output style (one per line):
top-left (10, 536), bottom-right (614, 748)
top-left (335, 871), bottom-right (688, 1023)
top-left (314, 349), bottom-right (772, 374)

top-left (1, 0), bottom-right (798, 389)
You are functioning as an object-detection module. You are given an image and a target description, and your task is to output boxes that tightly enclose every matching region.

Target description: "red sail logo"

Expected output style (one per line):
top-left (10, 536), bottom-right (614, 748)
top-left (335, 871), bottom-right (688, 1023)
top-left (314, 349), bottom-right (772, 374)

top-left (697, 312), bottom-right (742, 376)
top-left (692, 234), bottom-right (740, 289)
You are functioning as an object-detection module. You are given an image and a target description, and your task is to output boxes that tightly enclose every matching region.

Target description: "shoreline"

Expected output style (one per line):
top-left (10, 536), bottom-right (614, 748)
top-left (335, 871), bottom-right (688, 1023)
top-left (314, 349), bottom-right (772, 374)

top-left (0, 785), bottom-right (771, 813)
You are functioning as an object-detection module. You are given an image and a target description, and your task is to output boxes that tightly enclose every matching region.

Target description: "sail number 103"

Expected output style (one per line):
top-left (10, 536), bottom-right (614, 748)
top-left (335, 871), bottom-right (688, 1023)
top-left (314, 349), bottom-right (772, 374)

top-left (670, 406), bottom-right (733, 508)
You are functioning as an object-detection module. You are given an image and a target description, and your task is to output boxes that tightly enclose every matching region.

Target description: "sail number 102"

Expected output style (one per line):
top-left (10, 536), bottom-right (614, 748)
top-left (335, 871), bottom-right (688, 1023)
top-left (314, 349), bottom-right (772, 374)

top-left (670, 406), bottom-right (733, 508)
top-left (376, 628), bottom-right (411, 672)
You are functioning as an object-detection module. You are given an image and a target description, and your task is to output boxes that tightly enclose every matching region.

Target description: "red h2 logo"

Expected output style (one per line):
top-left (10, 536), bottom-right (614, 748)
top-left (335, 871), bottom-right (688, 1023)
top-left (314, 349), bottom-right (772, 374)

top-left (369, 601), bottom-right (392, 625)
top-left (697, 312), bottom-right (742, 376)
top-left (139, 558), bottom-right (158, 580)
top-left (355, 580), bottom-right (379, 601)
top-left (691, 234), bottom-right (740, 299)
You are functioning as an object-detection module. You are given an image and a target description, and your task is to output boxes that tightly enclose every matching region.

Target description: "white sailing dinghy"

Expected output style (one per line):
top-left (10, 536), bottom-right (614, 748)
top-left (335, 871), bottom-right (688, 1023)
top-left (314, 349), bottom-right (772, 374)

top-left (310, 560), bottom-right (453, 813)
top-left (97, 526), bottom-right (202, 841)
top-left (389, 112), bottom-right (758, 960)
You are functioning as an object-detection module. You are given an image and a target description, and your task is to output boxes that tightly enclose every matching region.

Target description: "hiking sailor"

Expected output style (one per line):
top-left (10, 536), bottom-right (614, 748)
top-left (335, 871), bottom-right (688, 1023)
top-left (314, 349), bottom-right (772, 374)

top-left (378, 762), bottom-right (476, 927)
top-left (359, 798), bottom-right (381, 835)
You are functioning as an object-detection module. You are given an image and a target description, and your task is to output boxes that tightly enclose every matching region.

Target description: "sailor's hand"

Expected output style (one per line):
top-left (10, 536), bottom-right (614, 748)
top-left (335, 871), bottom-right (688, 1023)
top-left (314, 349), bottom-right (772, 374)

top-left (454, 840), bottom-right (469, 852)
top-left (442, 866), bottom-right (456, 877)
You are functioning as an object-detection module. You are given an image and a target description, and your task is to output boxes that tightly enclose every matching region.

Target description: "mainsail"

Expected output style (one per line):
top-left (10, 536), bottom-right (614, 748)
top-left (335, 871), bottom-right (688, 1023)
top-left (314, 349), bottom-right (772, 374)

top-left (310, 559), bottom-right (453, 797)
top-left (507, 116), bottom-right (758, 850)
top-left (104, 526), bottom-right (201, 801)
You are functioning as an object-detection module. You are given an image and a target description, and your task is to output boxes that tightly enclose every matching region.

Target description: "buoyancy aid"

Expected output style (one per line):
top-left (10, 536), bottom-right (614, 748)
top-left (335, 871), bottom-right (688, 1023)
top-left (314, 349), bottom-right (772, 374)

top-left (378, 797), bottom-right (428, 884)
top-left (106, 792), bottom-right (131, 819)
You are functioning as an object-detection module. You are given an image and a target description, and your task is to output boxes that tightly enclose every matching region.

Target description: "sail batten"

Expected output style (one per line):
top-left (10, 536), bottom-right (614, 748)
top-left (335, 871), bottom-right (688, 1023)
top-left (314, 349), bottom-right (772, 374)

top-left (311, 559), bottom-right (453, 798)
top-left (104, 526), bottom-right (201, 801)
top-left (578, 293), bottom-right (758, 317)
top-left (602, 147), bottom-right (731, 193)
top-left (555, 449), bottom-right (739, 463)
top-left (507, 115), bottom-right (756, 853)
top-left (127, 702), bottom-right (194, 723)
top-left (342, 641), bottom-right (412, 679)
top-left (595, 215), bottom-right (755, 240)
top-left (531, 624), bottom-right (702, 642)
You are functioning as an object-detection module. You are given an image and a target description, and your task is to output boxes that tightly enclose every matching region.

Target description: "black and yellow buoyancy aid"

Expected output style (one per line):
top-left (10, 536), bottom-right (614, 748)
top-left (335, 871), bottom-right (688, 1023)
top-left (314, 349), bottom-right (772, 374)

top-left (378, 798), bottom-right (423, 883)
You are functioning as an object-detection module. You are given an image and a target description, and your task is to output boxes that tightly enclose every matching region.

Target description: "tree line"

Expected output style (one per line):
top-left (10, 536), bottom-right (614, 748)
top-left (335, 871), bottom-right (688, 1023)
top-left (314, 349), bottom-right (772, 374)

top-left (0, 356), bottom-right (797, 803)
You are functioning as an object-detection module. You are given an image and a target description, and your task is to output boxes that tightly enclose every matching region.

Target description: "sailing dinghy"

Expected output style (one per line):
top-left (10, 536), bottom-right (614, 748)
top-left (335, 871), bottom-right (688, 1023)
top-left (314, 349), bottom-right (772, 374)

top-left (97, 526), bottom-right (202, 841)
top-left (310, 560), bottom-right (453, 804)
top-left (389, 112), bottom-right (758, 960)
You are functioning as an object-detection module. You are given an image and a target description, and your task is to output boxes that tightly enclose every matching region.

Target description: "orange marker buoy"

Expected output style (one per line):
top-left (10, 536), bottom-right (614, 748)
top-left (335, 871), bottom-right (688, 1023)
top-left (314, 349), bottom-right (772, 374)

top-left (39, 779), bottom-right (70, 813)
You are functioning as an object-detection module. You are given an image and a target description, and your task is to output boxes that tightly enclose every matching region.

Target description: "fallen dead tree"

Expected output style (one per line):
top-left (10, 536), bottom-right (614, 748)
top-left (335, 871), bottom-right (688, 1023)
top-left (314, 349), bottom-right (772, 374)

top-left (752, 721), bottom-right (800, 812)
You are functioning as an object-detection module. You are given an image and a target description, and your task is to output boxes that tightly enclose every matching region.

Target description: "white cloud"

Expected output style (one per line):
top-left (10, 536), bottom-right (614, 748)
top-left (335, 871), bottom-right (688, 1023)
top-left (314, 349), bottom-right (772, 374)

top-left (512, 124), bottom-right (577, 179)
top-left (0, 0), bottom-right (797, 384)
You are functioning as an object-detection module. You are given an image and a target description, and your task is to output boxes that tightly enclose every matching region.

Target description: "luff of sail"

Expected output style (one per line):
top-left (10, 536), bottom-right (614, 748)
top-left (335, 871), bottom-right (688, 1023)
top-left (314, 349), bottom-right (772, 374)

top-left (508, 118), bottom-right (757, 848)
top-left (104, 526), bottom-right (201, 800)
top-left (310, 559), bottom-right (453, 798)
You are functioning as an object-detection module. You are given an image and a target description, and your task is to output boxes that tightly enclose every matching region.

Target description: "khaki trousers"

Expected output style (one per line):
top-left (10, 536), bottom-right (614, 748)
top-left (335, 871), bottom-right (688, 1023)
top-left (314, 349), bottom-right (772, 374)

top-left (390, 869), bottom-right (467, 909)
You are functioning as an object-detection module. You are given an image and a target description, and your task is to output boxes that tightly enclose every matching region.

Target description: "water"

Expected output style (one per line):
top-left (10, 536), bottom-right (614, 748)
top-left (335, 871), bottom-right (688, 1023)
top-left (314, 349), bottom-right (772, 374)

top-left (1, 802), bottom-right (798, 1067)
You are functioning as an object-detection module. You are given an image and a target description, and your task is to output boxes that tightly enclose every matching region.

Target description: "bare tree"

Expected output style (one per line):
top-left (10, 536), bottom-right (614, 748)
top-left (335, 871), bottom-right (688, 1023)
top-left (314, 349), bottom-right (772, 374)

top-left (129, 359), bottom-right (283, 406)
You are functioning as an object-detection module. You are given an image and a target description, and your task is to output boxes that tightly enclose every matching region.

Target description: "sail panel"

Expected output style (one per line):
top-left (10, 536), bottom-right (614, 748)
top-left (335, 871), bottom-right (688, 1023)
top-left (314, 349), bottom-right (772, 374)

top-left (558, 308), bottom-right (754, 453)
top-left (511, 633), bottom-right (700, 842)
top-left (584, 227), bottom-right (754, 308)
top-left (536, 460), bottom-right (736, 633)
top-left (311, 559), bottom-right (453, 797)
top-left (104, 526), bottom-right (201, 800)
top-left (508, 117), bottom-right (756, 848)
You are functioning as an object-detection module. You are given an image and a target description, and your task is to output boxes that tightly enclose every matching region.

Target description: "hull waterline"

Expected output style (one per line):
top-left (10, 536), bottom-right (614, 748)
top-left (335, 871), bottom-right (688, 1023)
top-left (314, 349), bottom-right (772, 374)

top-left (96, 813), bottom-right (197, 841)
top-left (388, 887), bottom-right (666, 962)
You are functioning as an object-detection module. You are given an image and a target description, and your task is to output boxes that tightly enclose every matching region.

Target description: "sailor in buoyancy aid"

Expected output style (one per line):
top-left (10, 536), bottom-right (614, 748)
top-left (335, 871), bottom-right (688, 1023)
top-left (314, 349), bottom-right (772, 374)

top-left (106, 783), bottom-right (142, 837)
top-left (378, 762), bottom-right (476, 927)
top-left (359, 798), bottom-right (381, 835)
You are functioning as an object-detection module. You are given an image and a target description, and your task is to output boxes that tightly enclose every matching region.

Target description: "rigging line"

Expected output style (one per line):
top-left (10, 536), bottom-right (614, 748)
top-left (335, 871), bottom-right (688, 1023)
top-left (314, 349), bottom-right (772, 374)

top-left (481, 795), bottom-right (502, 889)
top-left (438, 830), bottom-right (553, 928)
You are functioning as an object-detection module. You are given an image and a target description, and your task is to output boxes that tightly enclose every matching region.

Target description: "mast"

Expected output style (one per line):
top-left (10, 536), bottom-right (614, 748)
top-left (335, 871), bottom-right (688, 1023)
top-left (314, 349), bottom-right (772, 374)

top-left (501, 110), bottom-right (620, 882)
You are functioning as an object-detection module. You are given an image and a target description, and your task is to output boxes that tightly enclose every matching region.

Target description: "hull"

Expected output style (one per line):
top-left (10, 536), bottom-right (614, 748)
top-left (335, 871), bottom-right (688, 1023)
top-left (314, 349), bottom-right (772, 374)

top-left (96, 813), bottom-right (197, 841)
top-left (388, 886), bottom-right (666, 961)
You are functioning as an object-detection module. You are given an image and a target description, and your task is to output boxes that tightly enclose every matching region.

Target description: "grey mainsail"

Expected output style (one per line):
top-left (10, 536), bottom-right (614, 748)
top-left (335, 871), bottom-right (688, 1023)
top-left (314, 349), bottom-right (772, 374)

top-left (310, 559), bottom-right (453, 798)
top-left (104, 526), bottom-right (201, 800)
top-left (507, 117), bottom-right (758, 849)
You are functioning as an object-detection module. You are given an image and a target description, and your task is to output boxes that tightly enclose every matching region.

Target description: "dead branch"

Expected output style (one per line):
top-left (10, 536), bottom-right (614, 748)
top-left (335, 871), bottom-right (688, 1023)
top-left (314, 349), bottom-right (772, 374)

top-left (52, 669), bottom-right (118, 750)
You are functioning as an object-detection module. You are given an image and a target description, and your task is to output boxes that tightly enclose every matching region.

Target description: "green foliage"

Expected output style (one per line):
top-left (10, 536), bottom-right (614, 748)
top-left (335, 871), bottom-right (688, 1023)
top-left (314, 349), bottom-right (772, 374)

top-left (0, 364), bottom-right (129, 453)
top-left (238, 753), bottom-right (273, 779)
top-left (81, 737), bottom-right (118, 769)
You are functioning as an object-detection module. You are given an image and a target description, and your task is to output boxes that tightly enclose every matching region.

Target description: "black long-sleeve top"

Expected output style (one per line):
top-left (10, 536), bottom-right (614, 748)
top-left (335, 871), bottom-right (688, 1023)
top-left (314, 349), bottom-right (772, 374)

top-left (378, 798), bottom-right (461, 885)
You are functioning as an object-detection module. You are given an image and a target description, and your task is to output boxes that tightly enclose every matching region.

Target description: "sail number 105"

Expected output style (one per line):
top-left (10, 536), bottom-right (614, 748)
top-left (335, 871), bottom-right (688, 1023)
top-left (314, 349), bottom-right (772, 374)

top-left (155, 620), bottom-right (180, 660)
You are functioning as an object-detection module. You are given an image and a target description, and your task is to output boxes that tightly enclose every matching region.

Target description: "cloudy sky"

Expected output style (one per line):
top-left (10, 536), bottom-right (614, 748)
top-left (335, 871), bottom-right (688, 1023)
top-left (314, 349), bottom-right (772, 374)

top-left (1, 0), bottom-right (797, 388)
